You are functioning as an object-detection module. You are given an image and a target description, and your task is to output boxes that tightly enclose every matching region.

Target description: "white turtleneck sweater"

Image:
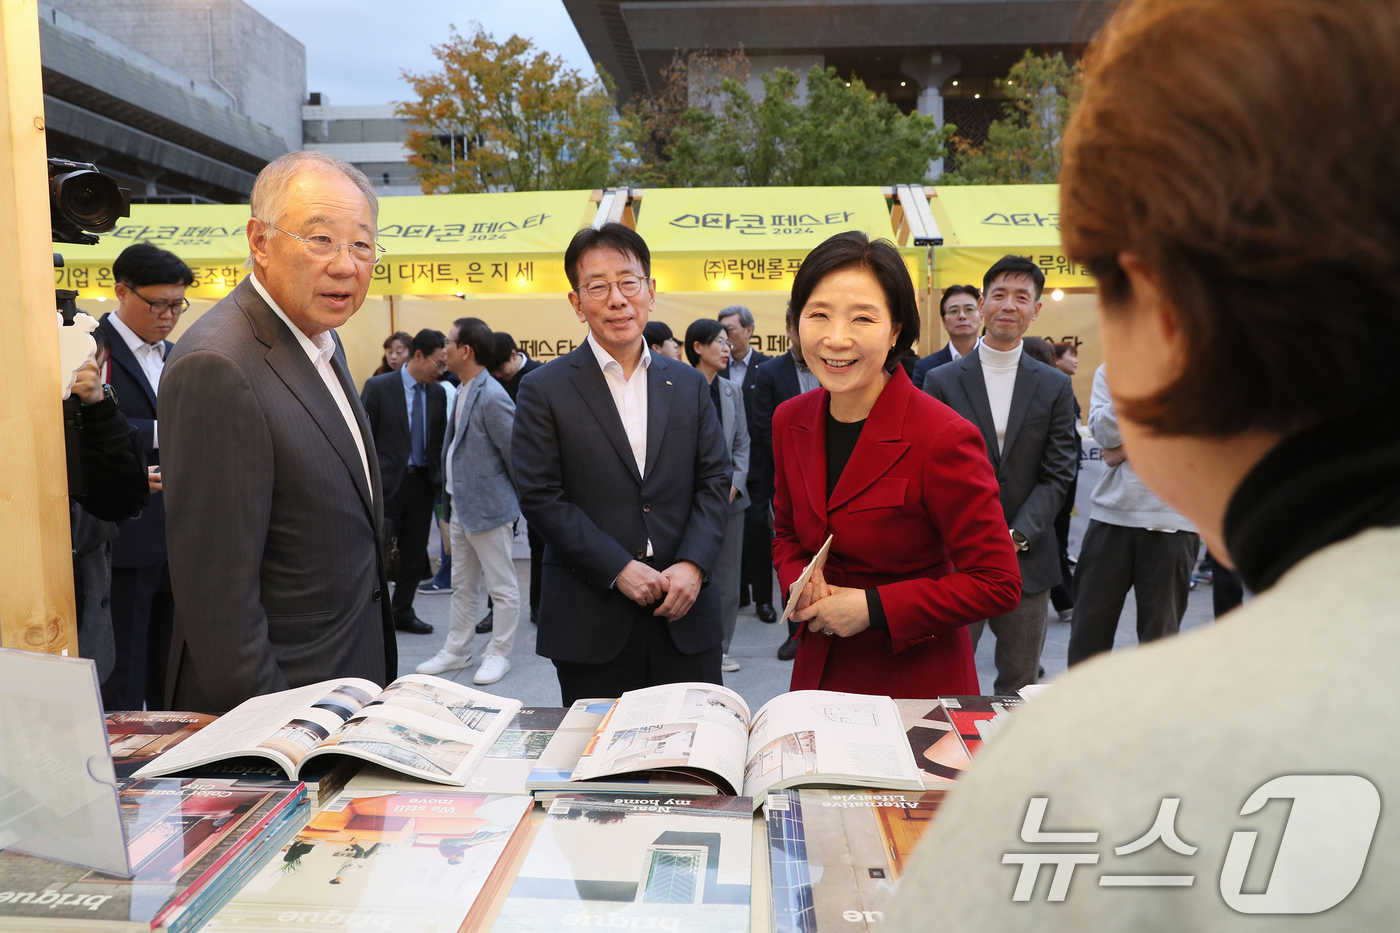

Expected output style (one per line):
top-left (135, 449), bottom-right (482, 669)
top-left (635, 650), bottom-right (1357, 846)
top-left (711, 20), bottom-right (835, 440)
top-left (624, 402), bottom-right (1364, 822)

top-left (979, 337), bottom-right (1022, 455)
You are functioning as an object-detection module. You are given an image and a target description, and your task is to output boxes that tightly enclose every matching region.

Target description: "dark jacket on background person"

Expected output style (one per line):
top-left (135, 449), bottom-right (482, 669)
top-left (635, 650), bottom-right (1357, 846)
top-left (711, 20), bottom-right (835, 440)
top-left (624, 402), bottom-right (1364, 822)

top-left (752, 351), bottom-right (806, 505)
top-left (911, 344), bottom-right (956, 392)
top-left (499, 356), bottom-right (545, 403)
top-left (69, 396), bottom-right (149, 682)
top-left (361, 368), bottom-right (447, 499)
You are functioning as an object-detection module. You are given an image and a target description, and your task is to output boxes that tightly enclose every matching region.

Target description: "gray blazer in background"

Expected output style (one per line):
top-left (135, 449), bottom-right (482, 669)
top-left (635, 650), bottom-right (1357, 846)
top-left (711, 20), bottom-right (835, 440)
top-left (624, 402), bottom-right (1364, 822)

top-left (924, 348), bottom-right (1078, 593)
top-left (159, 278), bottom-right (395, 714)
top-left (715, 375), bottom-right (751, 514)
top-left (444, 368), bottom-right (519, 533)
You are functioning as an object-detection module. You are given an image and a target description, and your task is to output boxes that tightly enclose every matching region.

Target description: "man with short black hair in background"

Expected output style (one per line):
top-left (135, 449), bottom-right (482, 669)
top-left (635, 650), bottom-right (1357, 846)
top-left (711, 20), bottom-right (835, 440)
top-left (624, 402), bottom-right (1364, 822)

top-left (924, 256), bottom-right (1078, 695)
top-left (912, 284), bottom-right (983, 390)
top-left (98, 242), bottom-right (192, 711)
top-left (718, 305), bottom-right (774, 623)
top-left (491, 330), bottom-right (545, 622)
top-left (362, 328), bottom-right (449, 636)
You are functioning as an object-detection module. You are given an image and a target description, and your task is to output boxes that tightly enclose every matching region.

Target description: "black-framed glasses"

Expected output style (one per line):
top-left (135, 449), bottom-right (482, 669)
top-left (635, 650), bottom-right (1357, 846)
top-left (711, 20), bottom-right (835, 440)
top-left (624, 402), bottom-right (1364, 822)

top-left (269, 222), bottom-right (387, 264)
top-left (578, 277), bottom-right (645, 301)
top-left (129, 288), bottom-right (190, 316)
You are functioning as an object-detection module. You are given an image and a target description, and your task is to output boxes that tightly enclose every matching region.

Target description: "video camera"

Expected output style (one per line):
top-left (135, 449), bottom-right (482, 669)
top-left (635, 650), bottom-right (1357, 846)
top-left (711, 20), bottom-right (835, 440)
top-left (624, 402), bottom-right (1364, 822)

top-left (51, 158), bottom-right (129, 494)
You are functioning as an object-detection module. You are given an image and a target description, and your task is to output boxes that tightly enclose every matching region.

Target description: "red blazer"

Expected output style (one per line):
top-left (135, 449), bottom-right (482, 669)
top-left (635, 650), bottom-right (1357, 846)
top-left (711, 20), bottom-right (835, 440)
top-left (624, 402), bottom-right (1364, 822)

top-left (772, 366), bottom-right (1022, 698)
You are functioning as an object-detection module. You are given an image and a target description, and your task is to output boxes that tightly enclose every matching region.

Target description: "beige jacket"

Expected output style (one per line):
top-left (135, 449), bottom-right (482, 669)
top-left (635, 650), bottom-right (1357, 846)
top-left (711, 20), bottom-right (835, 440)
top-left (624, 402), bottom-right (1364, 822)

top-left (886, 525), bottom-right (1400, 932)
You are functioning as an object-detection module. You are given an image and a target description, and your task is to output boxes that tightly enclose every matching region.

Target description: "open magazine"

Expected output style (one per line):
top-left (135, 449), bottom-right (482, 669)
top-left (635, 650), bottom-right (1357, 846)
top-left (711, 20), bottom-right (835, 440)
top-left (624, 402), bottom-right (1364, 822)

top-left (566, 684), bottom-right (924, 809)
top-left (132, 676), bottom-right (521, 786)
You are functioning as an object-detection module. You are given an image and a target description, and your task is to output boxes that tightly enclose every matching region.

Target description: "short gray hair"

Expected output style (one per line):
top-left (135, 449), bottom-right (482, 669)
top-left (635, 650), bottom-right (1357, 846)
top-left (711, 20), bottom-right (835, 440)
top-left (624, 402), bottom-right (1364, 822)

top-left (246, 150), bottom-right (379, 268)
top-left (718, 305), bottom-right (754, 328)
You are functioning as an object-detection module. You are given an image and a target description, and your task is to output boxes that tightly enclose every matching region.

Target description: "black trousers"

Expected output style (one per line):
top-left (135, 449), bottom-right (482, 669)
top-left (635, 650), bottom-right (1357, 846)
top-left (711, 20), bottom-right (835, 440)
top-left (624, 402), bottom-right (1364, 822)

top-left (1208, 550), bottom-right (1245, 618)
top-left (553, 608), bottom-right (723, 706)
top-left (1050, 472), bottom-right (1078, 612)
top-left (1067, 521), bottom-right (1200, 666)
top-left (103, 562), bottom-right (173, 711)
top-left (738, 501), bottom-right (774, 606)
top-left (385, 469), bottom-right (436, 623)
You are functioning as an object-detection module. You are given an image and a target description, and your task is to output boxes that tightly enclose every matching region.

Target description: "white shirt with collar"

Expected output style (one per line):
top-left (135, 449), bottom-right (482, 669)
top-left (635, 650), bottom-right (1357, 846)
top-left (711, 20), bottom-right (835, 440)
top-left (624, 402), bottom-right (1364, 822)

top-left (978, 336), bottom-right (1023, 455)
top-left (586, 332), bottom-right (653, 561)
top-left (586, 332), bottom-right (651, 477)
top-left (724, 348), bottom-right (750, 392)
top-left (948, 341), bottom-right (965, 362)
top-left (108, 310), bottom-right (168, 447)
top-left (249, 273), bottom-right (373, 495)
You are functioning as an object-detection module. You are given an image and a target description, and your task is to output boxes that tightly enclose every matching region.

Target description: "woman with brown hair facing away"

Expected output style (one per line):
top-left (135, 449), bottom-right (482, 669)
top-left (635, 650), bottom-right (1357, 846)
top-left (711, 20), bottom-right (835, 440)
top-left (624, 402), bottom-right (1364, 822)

top-left (773, 231), bottom-right (1021, 699)
top-left (888, 1), bottom-right (1400, 929)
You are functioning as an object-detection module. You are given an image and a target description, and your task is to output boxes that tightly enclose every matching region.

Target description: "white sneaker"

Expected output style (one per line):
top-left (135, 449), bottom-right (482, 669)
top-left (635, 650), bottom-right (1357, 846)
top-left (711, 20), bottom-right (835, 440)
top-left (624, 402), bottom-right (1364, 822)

top-left (473, 654), bottom-right (511, 685)
top-left (721, 654), bottom-right (740, 673)
top-left (416, 650), bottom-right (471, 675)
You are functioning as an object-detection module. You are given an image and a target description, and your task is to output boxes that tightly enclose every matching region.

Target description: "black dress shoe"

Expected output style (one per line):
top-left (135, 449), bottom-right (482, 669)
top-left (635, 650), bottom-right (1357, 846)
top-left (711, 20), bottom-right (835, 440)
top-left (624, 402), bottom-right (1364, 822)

top-left (757, 603), bottom-right (777, 624)
top-left (777, 635), bottom-right (799, 661)
top-left (475, 609), bottom-right (494, 634)
top-left (395, 615), bottom-right (434, 635)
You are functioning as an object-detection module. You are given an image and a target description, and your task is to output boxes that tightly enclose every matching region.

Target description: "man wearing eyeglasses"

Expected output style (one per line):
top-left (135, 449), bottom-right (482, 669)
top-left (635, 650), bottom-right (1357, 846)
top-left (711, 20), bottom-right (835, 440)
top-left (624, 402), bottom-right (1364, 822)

top-left (512, 223), bottom-right (731, 705)
top-left (96, 243), bottom-right (192, 712)
top-left (361, 328), bottom-right (448, 636)
top-left (159, 150), bottom-right (395, 714)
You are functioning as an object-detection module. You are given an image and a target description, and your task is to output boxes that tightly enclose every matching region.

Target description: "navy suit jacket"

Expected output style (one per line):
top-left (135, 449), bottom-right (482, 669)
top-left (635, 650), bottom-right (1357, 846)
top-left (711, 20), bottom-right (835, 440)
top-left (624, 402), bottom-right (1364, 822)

top-left (361, 370), bottom-right (447, 500)
top-left (512, 343), bottom-right (731, 665)
top-left (911, 344), bottom-right (956, 393)
top-left (98, 313), bottom-right (170, 568)
top-left (752, 351), bottom-right (806, 504)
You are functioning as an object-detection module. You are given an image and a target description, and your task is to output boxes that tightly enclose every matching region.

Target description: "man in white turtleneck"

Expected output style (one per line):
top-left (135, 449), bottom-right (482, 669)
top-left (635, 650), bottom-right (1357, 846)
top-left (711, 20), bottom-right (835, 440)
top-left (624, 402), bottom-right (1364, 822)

top-left (924, 256), bottom-right (1079, 695)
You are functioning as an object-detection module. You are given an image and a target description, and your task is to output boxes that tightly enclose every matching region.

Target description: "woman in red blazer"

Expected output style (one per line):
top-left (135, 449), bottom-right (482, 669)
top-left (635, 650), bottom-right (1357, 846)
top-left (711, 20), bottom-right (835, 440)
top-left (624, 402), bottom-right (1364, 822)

top-left (775, 232), bottom-right (1022, 698)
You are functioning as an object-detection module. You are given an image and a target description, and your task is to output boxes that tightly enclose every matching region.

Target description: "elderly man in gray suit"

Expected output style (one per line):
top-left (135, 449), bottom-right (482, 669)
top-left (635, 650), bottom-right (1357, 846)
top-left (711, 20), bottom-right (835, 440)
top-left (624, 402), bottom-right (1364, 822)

top-left (416, 317), bottom-right (520, 687)
top-left (924, 255), bottom-right (1078, 695)
top-left (160, 151), bottom-right (395, 714)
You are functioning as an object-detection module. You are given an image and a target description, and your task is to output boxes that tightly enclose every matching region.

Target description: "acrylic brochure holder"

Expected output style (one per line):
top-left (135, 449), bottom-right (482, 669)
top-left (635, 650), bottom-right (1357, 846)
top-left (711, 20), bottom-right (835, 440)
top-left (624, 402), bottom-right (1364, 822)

top-left (0, 647), bottom-right (131, 877)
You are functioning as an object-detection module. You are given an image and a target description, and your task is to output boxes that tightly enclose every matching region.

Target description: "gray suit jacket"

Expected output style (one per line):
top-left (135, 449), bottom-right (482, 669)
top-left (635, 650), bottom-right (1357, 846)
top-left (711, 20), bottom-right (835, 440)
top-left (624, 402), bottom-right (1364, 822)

top-left (512, 344), bottom-right (731, 664)
top-left (444, 369), bottom-right (519, 533)
top-left (159, 278), bottom-right (395, 713)
top-left (924, 348), bottom-right (1078, 593)
top-left (715, 375), bottom-right (751, 514)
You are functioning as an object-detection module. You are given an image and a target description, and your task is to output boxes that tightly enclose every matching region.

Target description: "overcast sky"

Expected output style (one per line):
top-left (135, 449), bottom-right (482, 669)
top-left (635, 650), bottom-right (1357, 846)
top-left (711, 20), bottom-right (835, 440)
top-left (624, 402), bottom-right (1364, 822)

top-left (240, 0), bottom-right (596, 106)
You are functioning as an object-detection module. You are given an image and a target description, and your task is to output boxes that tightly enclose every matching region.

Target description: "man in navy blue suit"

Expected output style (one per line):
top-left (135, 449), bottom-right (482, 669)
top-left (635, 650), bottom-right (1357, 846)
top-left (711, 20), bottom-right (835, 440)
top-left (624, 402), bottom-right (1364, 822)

top-left (912, 284), bottom-right (983, 391)
top-left (97, 243), bottom-right (192, 710)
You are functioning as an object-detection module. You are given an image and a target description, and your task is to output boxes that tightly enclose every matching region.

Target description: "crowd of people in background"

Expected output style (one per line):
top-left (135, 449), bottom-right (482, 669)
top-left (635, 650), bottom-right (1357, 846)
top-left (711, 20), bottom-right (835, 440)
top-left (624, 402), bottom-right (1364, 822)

top-left (75, 154), bottom-right (1228, 713)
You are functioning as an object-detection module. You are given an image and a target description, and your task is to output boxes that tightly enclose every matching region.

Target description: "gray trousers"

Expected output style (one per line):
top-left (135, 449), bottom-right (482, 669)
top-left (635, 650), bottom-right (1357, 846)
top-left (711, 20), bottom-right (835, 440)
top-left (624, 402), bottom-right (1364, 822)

top-left (1067, 520), bottom-right (1200, 666)
top-left (716, 509), bottom-right (745, 653)
top-left (968, 589), bottom-right (1049, 696)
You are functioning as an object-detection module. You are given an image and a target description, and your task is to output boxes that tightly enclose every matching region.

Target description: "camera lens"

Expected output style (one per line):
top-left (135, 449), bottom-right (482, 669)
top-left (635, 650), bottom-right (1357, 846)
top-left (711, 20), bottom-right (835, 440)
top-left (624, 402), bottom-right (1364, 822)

top-left (51, 170), bottom-right (127, 233)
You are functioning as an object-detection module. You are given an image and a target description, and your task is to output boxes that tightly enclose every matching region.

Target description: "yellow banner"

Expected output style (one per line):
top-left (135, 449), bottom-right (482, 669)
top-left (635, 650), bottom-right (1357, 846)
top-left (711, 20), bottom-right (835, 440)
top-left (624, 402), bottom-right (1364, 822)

top-left (53, 190), bottom-right (595, 300)
top-left (932, 184), bottom-right (1061, 247)
top-left (933, 246), bottom-right (1094, 290)
top-left (653, 250), bottom-right (926, 295)
top-left (637, 186), bottom-right (897, 252)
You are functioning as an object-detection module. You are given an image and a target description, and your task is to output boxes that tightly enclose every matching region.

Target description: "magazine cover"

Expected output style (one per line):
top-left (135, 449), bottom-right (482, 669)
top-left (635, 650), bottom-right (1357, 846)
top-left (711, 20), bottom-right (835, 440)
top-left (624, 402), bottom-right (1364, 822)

top-left (937, 696), bottom-right (1025, 758)
top-left (106, 712), bottom-right (219, 778)
top-left (892, 699), bottom-right (969, 784)
top-left (0, 777), bottom-right (303, 931)
top-left (492, 794), bottom-right (753, 933)
top-left (767, 788), bottom-right (947, 933)
top-left (204, 791), bottom-right (533, 933)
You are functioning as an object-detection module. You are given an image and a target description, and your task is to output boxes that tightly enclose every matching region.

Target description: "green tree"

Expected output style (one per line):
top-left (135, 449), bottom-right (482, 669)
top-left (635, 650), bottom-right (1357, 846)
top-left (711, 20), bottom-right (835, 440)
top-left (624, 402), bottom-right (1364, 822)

top-left (940, 51), bottom-right (1083, 185)
top-left (620, 56), bottom-right (950, 187)
top-left (398, 26), bottom-right (616, 193)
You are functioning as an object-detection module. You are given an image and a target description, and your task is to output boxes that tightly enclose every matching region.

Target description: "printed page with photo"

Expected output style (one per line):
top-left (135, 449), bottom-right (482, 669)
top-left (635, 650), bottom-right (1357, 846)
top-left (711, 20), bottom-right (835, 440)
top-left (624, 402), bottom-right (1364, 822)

top-left (133, 675), bottom-right (522, 785)
top-left (741, 691), bottom-right (924, 804)
top-left (569, 683), bottom-right (753, 795)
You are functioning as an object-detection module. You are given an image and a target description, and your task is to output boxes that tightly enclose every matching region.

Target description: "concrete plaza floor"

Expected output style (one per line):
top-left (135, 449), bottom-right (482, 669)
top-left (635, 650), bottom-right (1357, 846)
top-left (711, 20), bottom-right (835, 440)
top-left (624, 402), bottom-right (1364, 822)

top-left (395, 527), bottom-right (1220, 711)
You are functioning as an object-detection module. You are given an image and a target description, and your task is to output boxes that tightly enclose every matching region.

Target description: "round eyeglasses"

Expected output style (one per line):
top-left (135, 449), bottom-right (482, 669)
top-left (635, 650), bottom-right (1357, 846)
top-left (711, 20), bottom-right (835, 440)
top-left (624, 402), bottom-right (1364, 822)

top-left (578, 277), bottom-right (645, 301)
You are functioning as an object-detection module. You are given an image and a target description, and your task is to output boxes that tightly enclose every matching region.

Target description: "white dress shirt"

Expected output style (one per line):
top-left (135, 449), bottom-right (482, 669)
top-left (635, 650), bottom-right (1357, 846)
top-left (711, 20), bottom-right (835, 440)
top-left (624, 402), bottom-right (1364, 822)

top-left (107, 310), bottom-right (166, 447)
top-left (978, 337), bottom-right (1023, 455)
top-left (249, 273), bottom-right (373, 495)
top-left (586, 333), bottom-right (652, 560)
top-left (949, 341), bottom-right (965, 362)
top-left (724, 348), bottom-right (750, 392)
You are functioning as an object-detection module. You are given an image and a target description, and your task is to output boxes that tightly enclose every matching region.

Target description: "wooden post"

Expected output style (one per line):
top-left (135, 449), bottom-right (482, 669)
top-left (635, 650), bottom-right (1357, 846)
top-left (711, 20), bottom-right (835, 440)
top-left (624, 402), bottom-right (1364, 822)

top-left (0, 0), bottom-right (79, 653)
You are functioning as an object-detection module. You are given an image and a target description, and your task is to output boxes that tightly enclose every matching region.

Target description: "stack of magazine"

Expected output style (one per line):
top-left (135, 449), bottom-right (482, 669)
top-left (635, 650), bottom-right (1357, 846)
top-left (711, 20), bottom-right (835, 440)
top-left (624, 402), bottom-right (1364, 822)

top-left (205, 789), bottom-right (535, 933)
top-left (524, 684), bottom-right (928, 808)
top-left (0, 777), bottom-right (307, 933)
